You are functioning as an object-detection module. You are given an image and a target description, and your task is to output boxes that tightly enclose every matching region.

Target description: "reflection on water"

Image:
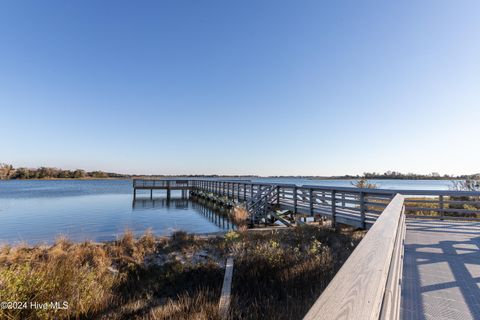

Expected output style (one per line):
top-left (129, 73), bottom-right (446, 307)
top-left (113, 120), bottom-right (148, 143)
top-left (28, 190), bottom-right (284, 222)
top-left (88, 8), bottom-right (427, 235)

top-left (133, 198), bottom-right (190, 210)
top-left (191, 201), bottom-right (237, 231)
top-left (132, 197), bottom-right (237, 231)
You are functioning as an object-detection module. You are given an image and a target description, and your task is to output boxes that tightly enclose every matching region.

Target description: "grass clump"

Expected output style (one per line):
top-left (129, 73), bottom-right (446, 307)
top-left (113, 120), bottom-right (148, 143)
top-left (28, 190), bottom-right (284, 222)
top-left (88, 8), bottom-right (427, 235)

top-left (0, 237), bottom-right (115, 319)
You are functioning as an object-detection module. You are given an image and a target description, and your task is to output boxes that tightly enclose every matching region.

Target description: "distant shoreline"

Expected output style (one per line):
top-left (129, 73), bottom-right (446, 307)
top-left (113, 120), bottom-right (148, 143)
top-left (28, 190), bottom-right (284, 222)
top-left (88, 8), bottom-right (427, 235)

top-left (1, 164), bottom-right (478, 181)
top-left (0, 176), bottom-right (470, 181)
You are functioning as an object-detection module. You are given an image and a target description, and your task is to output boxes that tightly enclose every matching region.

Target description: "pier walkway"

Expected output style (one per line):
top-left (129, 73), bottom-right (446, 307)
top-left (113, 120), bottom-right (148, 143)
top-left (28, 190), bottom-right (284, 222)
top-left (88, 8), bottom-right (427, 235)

top-left (401, 219), bottom-right (480, 320)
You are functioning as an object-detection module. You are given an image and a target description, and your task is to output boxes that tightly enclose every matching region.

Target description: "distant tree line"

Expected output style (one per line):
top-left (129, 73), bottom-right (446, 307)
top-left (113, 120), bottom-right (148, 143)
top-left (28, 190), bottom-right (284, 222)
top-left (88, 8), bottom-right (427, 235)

top-left (339, 171), bottom-right (480, 180)
top-left (0, 164), bottom-right (128, 180)
top-left (1, 163), bottom-right (479, 181)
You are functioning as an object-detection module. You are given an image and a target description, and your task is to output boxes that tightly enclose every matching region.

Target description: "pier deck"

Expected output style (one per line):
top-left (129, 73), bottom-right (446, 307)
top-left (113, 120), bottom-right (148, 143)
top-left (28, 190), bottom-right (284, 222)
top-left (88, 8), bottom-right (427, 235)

top-left (401, 219), bottom-right (480, 320)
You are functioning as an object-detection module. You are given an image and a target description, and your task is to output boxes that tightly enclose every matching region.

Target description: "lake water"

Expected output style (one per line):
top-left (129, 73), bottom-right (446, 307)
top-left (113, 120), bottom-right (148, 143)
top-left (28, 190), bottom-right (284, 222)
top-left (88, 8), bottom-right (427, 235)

top-left (0, 178), bottom-right (455, 244)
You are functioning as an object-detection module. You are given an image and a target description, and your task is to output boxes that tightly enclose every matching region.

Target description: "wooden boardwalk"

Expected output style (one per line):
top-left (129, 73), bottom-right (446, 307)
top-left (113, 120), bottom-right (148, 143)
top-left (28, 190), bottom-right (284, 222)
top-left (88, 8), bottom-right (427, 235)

top-left (401, 219), bottom-right (480, 320)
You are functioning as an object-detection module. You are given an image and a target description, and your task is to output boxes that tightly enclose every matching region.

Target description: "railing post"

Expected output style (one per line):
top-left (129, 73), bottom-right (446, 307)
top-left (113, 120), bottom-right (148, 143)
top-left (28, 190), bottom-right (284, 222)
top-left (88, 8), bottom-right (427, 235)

top-left (360, 192), bottom-right (366, 229)
top-left (331, 190), bottom-right (336, 226)
top-left (243, 184), bottom-right (246, 201)
top-left (277, 186), bottom-right (280, 205)
top-left (293, 186), bottom-right (298, 214)
top-left (309, 188), bottom-right (314, 216)
top-left (439, 195), bottom-right (444, 220)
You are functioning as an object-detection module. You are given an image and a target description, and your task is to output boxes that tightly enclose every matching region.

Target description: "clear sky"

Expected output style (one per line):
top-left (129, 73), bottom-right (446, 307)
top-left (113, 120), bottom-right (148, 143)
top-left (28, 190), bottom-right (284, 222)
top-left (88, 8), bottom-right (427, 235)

top-left (1, 1), bottom-right (479, 176)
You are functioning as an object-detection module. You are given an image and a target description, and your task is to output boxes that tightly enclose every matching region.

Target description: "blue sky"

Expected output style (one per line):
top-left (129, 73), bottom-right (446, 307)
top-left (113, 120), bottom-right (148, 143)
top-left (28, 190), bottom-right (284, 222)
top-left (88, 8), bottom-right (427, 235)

top-left (1, 1), bottom-right (479, 176)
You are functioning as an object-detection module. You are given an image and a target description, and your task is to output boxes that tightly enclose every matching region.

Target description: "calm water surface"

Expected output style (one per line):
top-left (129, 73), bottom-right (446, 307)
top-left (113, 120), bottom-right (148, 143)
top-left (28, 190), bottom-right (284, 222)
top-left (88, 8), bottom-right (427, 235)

top-left (0, 180), bottom-right (235, 244)
top-left (0, 178), bottom-right (455, 244)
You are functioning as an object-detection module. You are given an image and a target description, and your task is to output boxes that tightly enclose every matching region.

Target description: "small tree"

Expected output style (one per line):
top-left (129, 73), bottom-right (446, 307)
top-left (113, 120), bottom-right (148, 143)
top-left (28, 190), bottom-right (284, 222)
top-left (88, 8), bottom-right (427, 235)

top-left (352, 178), bottom-right (378, 189)
top-left (0, 164), bottom-right (14, 179)
top-left (73, 169), bottom-right (86, 179)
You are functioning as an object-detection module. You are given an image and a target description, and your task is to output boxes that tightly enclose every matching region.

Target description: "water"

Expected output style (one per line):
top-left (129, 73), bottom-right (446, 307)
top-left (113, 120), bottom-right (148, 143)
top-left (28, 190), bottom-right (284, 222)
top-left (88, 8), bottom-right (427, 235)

top-left (251, 178), bottom-right (456, 190)
top-left (0, 180), bottom-right (235, 245)
top-left (0, 178), bottom-right (455, 244)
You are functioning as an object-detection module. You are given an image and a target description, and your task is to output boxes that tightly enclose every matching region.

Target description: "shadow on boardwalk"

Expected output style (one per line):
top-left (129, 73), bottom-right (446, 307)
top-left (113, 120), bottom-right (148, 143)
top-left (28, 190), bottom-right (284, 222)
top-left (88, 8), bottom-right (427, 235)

top-left (402, 219), bottom-right (480, 320)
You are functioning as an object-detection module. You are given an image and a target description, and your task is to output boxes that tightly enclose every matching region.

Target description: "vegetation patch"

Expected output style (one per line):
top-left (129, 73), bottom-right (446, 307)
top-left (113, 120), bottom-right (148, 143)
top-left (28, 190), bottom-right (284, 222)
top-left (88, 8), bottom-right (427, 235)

top-left (0, 226), bottom-right (364, 320)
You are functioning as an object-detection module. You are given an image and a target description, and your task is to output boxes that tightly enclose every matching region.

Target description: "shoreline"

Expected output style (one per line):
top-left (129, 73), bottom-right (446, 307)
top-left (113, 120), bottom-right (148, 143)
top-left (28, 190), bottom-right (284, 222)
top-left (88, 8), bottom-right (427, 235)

top-left (0, 177), bottom-right (470, 181)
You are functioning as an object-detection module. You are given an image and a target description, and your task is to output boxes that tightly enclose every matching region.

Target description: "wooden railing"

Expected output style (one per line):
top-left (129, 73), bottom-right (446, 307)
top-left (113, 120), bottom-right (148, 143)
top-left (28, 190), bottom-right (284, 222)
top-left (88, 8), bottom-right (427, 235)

top-left (304, 194), bottom-right (406, 320)
top-left (133, 179), bottom-right (480, 223)
top-left (133, 179), bottom-right (191, 188)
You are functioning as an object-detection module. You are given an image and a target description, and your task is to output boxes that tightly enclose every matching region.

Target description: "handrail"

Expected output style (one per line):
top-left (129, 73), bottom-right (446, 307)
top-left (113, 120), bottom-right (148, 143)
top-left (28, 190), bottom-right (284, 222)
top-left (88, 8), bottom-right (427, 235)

top-left (132, 179), bottom-right (480, 220)
top-left (303, 194), bottom-right (406, 320)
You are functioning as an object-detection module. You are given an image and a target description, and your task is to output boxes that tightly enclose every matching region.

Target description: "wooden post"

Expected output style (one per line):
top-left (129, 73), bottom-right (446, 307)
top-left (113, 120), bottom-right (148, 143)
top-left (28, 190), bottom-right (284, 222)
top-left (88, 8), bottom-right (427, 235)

top-left (360, 192), bottom-right (366, 229)
top-left (133, 188), bottom-right (136, 200)
top-left (331, 190), bottom-right (336, 226)
top-left (439, 195), bottom-right (444, 220)
top-left (309, 188), bottom-right (314, 216)
top-left (250, 184), bottom-right (254, 199)
top-left (150, 189), bottom-right (153, 200)
top-left (218, 257), bottom-right (234, 319)
top-left (243, 184), bottom-right (246, 201)
top-left (293, 186), bottom-right (298, 213)
top-left (277, 186), bottom-right (280, 205)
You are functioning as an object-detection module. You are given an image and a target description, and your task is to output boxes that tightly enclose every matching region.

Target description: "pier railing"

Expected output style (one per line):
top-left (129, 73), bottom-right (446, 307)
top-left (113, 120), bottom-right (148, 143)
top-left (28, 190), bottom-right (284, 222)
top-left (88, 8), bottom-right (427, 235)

top-left (133, 179), bottom-right (480, 224)
top-left (133, 179), bottom-right (191, 189)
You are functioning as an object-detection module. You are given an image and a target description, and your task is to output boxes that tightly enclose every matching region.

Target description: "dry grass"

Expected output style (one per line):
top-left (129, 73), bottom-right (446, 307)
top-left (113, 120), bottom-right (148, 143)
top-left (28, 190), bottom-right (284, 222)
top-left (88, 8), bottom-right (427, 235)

top-left (231, 206), bottom-right (249, 230)
top-left (0, 226), bottom-right (364, 320)
top-left (405, 196), bottom-right (480, 218)
top-left (0, 237), bottom-right (115, 319)
top-left (226, 226), bottom-right (364, 319)
top-left (0, 230), bottom-right (158, 320)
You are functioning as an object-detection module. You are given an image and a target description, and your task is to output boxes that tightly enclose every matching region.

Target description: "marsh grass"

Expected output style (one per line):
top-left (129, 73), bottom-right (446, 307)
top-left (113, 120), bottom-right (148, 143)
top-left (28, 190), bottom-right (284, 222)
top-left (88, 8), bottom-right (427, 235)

top-left (0, 226), bottom-right (363, 320)
top-left (404, 196), bottom-right (480, 218)
top-left (226, 226), bottom-right (364, 319)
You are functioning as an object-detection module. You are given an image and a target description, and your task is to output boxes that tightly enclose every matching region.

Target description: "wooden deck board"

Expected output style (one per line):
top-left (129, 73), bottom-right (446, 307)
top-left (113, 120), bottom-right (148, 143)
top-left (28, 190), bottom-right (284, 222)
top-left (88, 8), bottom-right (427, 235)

top-left (401, 219), bottom-right (480, 320)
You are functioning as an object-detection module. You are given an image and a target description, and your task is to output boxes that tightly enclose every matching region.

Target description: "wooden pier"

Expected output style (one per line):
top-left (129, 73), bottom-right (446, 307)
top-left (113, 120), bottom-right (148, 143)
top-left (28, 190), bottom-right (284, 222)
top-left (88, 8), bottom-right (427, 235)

top-left (133, 179), bottom-right (480, 319)
top-left (133, 179), bottom-right (190, 200)
top-left (133, 179), bottom-right (480, 228)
